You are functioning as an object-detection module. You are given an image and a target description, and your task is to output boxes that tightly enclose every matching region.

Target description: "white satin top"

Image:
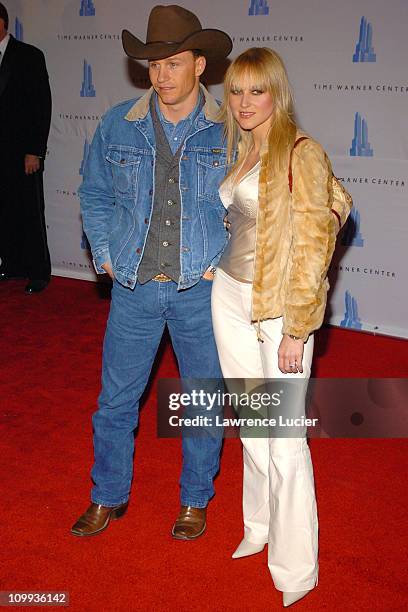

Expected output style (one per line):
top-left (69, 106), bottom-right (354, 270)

top-left (218, 162), bottom-right (260, 283)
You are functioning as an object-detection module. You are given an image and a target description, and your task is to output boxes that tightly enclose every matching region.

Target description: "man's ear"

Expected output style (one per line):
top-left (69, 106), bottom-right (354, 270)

top-left (195, 55), bottom-right (206, 78)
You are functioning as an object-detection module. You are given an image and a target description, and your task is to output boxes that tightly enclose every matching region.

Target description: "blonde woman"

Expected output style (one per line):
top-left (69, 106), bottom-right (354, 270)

top-left (211, 48), bottom-right (337, 607)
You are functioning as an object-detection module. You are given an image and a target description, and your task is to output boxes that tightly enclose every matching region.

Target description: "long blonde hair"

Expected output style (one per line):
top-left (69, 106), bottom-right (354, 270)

top-left (219, 47), bottom-right (297, 178)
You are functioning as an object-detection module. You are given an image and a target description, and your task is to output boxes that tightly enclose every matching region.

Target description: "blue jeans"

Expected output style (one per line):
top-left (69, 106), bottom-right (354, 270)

top-left (91, 277), bottom-right (223, 508)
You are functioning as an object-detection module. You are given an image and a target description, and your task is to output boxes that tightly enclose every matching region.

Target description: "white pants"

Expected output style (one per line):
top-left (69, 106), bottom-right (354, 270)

top-left (212, 268), bottom-right (318, 592)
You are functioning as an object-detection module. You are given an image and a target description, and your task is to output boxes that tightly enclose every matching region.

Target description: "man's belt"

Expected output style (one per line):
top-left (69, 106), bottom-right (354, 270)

top-left (152, 273), bottom-right (173, 282)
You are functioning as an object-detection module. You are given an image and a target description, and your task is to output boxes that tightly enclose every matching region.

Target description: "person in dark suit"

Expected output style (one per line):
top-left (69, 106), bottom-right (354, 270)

top-left (0, 2), bottom-right (52, 293)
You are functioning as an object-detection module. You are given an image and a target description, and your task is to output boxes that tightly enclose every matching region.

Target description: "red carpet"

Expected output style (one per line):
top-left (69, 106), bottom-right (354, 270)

top-left (1, 277), bottom-right (407, 611)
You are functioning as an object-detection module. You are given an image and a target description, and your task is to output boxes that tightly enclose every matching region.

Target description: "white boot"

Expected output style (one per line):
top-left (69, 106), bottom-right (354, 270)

top-left (232, 539), bottom-right (266, 559)
top-left (282, 590), bottom-right (311, 607)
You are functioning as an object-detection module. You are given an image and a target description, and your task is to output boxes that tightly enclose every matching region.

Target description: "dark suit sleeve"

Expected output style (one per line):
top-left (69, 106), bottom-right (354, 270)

top-left (24, 49), bottom-right (52, 158)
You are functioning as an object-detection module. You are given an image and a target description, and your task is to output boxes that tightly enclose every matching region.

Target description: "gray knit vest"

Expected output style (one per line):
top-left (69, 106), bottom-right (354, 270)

top-left (137, 97), bottom-right (183, 283)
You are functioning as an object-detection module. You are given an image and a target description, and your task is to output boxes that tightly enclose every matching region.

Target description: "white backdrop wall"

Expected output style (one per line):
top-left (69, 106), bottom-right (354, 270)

top-left (9, 0), bottom-right (408, 338)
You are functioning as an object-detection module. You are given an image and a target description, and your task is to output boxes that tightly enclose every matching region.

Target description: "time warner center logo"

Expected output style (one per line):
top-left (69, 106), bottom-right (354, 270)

top-left (353, 16), bottom-right (376, 62)
top-left (15, 17), bottom-right (23, 41)
top-left (80, 60), bottom-right (96, 97)
top-left (79, 138), bottom-right (90, 175)
top-left (80, 0), bottom-right (95, 16)
top-left (340, 290), bottom-right (362, 330)
top-left (350, 112), bottom-right (373, 157)
top-left (342, 208), bottom-right (364, 248)
top-left (248, 1), bottom-right (269, 16)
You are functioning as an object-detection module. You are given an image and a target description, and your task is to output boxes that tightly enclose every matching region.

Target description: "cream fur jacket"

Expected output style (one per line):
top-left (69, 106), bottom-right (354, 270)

top-left (252, 132), bottom-right (337, 342)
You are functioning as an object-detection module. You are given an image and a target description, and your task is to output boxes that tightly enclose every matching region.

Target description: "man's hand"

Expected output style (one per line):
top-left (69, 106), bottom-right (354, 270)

top-left (101, 262), bottom-right (114, 280)
top-left (278, 335), bottom-right (304, 374)
top-left (25, 154), bottom-right (41, 175)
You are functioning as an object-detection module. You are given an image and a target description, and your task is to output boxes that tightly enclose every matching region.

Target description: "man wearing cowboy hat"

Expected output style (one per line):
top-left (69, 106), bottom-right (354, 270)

top-left (72, 6), bottom-right (232, 539)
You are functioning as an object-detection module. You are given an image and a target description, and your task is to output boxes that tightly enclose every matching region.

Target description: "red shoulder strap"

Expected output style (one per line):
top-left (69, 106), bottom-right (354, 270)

top-left (288, 136), bottom-right (309, 193)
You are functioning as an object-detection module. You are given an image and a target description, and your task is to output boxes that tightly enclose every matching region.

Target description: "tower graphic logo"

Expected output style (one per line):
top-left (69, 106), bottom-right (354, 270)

top-left (15, 17), bottom-right (24, 41)
top-left (79, 138), bottom-right (90, 175)
top-left (80, 0), bottom-right (96, 17)
top-left (340, 290), bottom-right (362, 330)
top-left (80, 60), bottom-right (96, 97)
top-left (350, 112), bottom-right (373, 157)
top-left (353, 16), bottom-right (376, 62)
top-left (248, 1), bottom-right (269, 16)
top-left (342, 208), bottom-right (364, 247)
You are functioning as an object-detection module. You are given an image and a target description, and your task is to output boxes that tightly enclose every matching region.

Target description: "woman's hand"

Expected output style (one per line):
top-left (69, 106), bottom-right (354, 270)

top-left (202, 269), bottom-right (215, 280)
top-left (278, 335), bottom-right (304, 374)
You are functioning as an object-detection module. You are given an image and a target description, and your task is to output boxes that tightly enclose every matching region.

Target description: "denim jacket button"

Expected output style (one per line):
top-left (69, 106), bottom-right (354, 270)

top-left (136, 248), bottom-right (141, 254)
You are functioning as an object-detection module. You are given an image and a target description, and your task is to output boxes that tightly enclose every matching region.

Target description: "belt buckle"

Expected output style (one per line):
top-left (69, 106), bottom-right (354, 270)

top-left (152, 273), bottom-right (172, 282)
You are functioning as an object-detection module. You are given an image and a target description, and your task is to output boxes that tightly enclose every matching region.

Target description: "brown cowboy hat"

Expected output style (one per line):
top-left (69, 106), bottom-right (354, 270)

top-left (122, 4), bottom-right (232, 61)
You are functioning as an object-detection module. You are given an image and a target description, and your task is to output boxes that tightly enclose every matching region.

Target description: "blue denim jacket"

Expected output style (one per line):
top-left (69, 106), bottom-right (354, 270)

top-left (79, 85), bottom-right (228, 290)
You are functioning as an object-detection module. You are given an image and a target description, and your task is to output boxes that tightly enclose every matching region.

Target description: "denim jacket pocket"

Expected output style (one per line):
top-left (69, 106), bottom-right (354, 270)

top-left (106, 146), bottom-right (141, 197)
top-left (197, 152), bottom-right (228, 203)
